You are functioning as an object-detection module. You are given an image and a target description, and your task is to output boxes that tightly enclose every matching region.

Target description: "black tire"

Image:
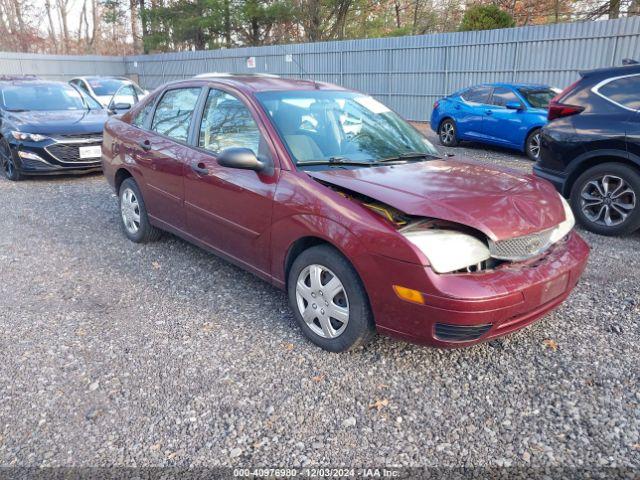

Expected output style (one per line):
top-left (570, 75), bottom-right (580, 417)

top-left (287, 245), bottom-right (376, 352)
top-left (525, 128), bottom-right (542, 161)
top-left (438, 118), bottom-right (459, 147)
top-left (118, 177), bottom-right (162, 243)
top-left (0, 138), bottom-right (22, 181)
top-left (570, 162), bottom-right (640, 236)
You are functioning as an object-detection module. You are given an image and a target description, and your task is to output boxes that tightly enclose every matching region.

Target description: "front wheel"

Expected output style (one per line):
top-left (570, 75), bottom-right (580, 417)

top-left (438, 119), bottom-right (459, 147)
top-left (570, 163), bottom-right (640, 236)
top-left (0, 139), bottom-right (21, 181)
top-left (525, 129), bottom-right (542, 161)
top-left (287, 245), bottom-right (375, 352)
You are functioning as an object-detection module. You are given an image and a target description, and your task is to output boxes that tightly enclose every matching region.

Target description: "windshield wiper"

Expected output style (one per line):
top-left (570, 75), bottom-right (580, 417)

top-left (298, 156), bottom-right (382, 167)
top-left (379, 152), bottom-right (441, 163)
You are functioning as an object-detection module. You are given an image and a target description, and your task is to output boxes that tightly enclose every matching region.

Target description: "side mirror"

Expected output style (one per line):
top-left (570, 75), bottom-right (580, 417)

top-left (218, 147), bottom-right (264, 172)
top-left (111, 102), bottom-right (132, 111)
top-left (506, 101), bottom-right (524, 111)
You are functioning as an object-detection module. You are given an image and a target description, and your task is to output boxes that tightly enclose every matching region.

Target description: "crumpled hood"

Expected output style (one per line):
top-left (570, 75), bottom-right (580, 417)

top-left (307, 159), bottom-right (565, 241)
top-left (7, 109), bottom-right (108, 135)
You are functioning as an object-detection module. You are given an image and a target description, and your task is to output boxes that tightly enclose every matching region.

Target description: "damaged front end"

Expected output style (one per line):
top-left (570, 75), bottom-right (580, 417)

top-left (326, 182), bottom-right (575, 275)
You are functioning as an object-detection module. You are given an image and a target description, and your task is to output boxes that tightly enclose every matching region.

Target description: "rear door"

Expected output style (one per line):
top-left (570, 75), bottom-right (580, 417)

top-left (456, 86), bottom-right (492, 139)
top-left (183, 87), bottom-right (279, 276)
top-left (483, 86), bottom-right (527, 147)
top-left (594, 73), bottom-right (640, 159)
top-left (134, 86), bottom-right (203, 231)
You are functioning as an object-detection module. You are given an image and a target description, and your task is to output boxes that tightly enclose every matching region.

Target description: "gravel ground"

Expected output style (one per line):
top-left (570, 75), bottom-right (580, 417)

top-left (0, 127), bottom-right (638, 475)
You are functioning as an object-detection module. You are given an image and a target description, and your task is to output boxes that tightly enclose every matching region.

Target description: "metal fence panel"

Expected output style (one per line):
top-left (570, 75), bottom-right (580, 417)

top-left (1, 17), bottom-right (638, 121)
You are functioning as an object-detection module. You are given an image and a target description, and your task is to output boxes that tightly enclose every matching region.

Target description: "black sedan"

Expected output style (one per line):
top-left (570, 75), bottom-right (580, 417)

top-left (0, 77), bottom-right (108, 181)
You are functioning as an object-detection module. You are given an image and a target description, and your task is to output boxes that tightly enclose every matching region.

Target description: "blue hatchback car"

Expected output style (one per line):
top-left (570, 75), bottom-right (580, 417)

top-left (430, 83), bottom-right (558, 160)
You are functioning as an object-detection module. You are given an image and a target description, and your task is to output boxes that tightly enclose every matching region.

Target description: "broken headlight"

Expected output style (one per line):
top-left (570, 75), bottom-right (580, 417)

top-left (400, 223), bottom-right (491, 274)
top-left (549, 194), bottom-right (575, 244)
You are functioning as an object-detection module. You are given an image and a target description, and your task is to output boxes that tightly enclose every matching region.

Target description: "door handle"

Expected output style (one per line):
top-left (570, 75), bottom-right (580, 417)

top-left (138, 140), bottom-right (151, 151)
top-left (455, 105), bottom-right (461, 110)
top-left (191, 162), bottom-right (209, 176)
top-left (486, 110), bottom-right (493, 115)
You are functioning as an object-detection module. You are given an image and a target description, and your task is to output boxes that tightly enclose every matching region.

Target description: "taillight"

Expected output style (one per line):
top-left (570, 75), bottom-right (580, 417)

top-left (547, 79), bottom-right (583, 121)
top-left (433, 100), bottom-right (440, 110)
top-left (548, 101), bottom-right (584, 121)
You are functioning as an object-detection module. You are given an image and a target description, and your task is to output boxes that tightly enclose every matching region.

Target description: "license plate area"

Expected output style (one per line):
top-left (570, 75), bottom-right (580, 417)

top-left (539, 273), bottom-right (569, 304)
top-left (79, 145), bottom-right (102, 159)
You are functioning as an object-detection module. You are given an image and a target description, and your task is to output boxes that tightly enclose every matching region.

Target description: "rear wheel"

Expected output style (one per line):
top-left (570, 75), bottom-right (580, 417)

top-left (0, 138), bottom-right (21, 181)
top-left (525, 128), bottom-right (542, 161)
top-left (570, 163), bottom-right (640, 236)
top-left (438, 119), bottom-right (458, 147)
top-left (118, 177), bottom-right (162, 243)
top-left (287, 245), bottom-right (375, 352)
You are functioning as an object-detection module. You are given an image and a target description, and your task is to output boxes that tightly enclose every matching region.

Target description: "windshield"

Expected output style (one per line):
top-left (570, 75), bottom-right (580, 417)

top-left (517, 88), bottom-right (556, 109)
top-left (256, 91), bottom-right (439, 166)
top-left (88, 78), bottom-right (127, 96)
top-left (1, 83), bottom-right (102, 111)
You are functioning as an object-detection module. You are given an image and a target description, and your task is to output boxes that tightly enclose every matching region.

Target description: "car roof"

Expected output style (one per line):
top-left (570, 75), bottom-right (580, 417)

top-left (164, 74), bottom-right (350, 93)
top-left (486, 82), bottom-right (551, 89)
top-left (580, 63), bottom-right (640, 79)
top-left (0, 78), bottom-right (69, 87)
top-left (73, 76), bottom-right (131, 81)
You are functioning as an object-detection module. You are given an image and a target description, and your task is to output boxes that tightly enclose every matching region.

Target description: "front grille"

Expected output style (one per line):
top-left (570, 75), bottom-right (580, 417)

top-left (45, 142), bottom-right (102, 163)
top-left (489, 229), bottom-right (554, 261)
top-left (434, 323), bottom-right (492, 342)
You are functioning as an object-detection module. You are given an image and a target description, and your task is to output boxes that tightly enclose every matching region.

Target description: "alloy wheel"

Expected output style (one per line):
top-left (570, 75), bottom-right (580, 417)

top-left (0, 142), bottom-right (14, 178)
top-left (580, 174), bottom-right (637, 227)
top-left (295, 264), bottom-right (349, 339)
top-left (528, 132), bottom-right (541, 159)
top-left (440, 122), bottom-right (455, 144)
top-left (120, 187), bottom-right (141, 234)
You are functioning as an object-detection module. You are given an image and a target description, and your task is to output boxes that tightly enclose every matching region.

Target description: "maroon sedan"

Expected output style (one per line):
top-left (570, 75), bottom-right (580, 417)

top-left (102, 74), bottom-right (589, 352)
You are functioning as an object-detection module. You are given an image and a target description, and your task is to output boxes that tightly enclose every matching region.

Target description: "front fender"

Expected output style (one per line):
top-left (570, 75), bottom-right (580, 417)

top-left (270, 214), bottom-right (369, 285)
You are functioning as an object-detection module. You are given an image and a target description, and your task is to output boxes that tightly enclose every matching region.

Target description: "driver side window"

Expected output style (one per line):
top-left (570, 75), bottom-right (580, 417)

top-left (199, 89), bottom-right (262, 155)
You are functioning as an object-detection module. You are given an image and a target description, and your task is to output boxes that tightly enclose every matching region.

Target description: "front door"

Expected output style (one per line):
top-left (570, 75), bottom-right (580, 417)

top-left (184, 88), bottom-right (279, 276)
top-left (482, 86), bottom-right (526, 147)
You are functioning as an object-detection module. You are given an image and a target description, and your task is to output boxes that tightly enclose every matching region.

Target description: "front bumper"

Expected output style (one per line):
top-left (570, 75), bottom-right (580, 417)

top-left (533, 165), bottom-right (567, 196)
top-left (9, 137), bottom-right (103, 175)
top-left (361, 231), bottom-right (589, 348)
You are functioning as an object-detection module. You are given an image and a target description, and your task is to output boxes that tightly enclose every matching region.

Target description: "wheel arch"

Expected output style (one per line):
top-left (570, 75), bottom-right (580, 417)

top-left (283, 236), bottom-right (346, 288)
top-left (114, 167), bottom-right (134, 193)
top-left (523, 125), bottom-right (543, 150)
top-left (438, 116), bottom-right (455, 131)
top-left (564, 151), bottom-right (640, 197)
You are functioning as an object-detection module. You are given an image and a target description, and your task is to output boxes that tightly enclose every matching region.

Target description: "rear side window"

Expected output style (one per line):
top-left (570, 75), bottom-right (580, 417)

top-left (598, 75), bottom-right (640, 110)
top-left (489, 87), bottom-right (519, 107)
top-left (150, 88), bottom-right (201, 142)
top-left (461, 86), bottom-right (491, 104)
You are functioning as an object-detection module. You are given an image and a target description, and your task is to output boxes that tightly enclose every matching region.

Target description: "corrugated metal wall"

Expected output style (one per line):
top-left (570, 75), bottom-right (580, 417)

top-left (1, 17), bottom-right (638, 121)
top-left (0, 52), bottom-right (126, 80)
top-left (124, 17), bottom-right (640, 121)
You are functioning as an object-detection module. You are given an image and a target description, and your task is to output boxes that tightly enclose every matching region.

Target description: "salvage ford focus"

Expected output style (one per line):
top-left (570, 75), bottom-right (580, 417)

top-left (102, 74), bottom-right (589, 351)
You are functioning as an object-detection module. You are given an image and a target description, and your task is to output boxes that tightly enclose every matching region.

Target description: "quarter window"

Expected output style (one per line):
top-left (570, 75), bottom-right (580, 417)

top-left (490, 87), bottom-right (519, 107)
top-left (151, 88), bottom-right (201, 142)
top-left (598, 75), bottom-right (640, 110)
top-left (199, 89), bottom-right (261, 155)
top-left (132, 95), bottom-right (156, 128)
top-left (461, 86), bottom-right (491, 104)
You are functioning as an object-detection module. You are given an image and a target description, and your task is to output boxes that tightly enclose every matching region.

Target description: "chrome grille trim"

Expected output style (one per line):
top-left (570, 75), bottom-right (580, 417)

top-left (489, 229), bottom-right (554, 261)
top-left (45, 137), bottom-right (103, 164)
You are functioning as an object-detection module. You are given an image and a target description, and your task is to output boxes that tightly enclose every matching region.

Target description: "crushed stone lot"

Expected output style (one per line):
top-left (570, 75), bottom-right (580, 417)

top-left (0, 127), bottom-right (639, 474)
